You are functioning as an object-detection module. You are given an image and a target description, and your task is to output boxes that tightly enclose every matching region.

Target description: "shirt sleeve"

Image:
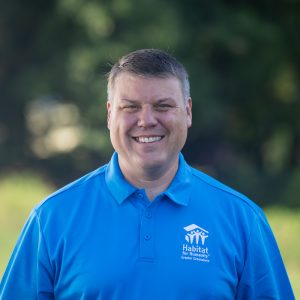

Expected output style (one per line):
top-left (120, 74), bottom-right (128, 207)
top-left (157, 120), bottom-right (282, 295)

top-left (0, 209), bottom-right (54, 299)
top-left (235, 208), bottom-right (295, 300)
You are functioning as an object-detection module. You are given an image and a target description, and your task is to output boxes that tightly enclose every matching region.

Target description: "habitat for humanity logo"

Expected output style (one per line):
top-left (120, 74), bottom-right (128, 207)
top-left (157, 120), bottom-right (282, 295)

top-left (181, 224), bottom-right (210, 263)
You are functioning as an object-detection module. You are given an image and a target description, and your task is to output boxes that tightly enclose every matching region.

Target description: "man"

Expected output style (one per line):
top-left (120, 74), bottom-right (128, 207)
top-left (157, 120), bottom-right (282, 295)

top-left (0, 49), bottom-right (295, 299)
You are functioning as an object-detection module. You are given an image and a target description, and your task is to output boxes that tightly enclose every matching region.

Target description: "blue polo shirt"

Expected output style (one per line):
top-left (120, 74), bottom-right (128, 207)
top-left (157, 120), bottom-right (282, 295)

top-left (0, 153), bottom-right (295, 299)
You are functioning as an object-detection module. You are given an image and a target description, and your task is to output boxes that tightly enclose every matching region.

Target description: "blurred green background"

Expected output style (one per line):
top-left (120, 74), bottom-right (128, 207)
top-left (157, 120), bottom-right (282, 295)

top-left (0, 0), bottom-right (299, 296)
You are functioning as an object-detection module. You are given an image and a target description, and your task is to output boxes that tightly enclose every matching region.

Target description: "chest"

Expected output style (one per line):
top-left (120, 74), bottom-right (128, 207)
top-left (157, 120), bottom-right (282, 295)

top-left (50, 200), bottom-right (245, 299)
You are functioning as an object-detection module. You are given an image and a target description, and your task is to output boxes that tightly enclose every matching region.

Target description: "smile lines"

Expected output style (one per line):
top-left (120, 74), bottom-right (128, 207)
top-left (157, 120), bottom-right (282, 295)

top-left (134, 136), bottom-right (163, 143)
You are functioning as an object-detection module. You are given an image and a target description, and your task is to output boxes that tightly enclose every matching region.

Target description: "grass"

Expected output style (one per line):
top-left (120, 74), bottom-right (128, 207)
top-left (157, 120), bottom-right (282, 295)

top-left (0, 172), bottom-right (54, 276)
top-left (265, 206), bottom-right (300, 297)
top-left (0, 172), bottom-right (299, 297)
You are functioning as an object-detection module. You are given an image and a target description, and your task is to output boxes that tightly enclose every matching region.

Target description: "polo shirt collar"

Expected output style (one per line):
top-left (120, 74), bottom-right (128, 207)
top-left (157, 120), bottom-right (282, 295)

top-left (105, 152), bottom-right (192, 206)
top-left (105, 152), bottom-right (136, 204)
top-left (163, 153), bottom-right (192, 206)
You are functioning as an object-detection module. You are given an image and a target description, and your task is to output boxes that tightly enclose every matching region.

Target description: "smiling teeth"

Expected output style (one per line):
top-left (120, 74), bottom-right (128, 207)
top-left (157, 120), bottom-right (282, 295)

top-left (136, 136), bottom-right (162, 143)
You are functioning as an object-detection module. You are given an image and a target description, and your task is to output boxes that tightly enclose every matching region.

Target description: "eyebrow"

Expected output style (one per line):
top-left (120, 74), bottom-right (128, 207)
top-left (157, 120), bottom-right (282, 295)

top-left (120, 99), bottom-right (138, 103)
top-left (120, 97), bottom-right (176, 103)
top-left (156, 98), bottom-right (176, 103)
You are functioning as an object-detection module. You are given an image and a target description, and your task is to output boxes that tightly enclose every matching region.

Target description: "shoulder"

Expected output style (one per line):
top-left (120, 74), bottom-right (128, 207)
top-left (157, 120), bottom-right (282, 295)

top-left (34, 164), bottom-right (108, 214)
top-left (189, 166), bottom-right (264, 218)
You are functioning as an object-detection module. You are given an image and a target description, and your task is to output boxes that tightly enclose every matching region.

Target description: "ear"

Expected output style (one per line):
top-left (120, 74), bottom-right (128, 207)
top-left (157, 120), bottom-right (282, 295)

top-left (107, 100), bottom-right (112, 130)
top-left (186, 97), bottom-right (192, 128)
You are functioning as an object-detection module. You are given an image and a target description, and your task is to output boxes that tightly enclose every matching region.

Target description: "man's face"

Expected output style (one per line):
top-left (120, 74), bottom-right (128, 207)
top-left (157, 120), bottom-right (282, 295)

top-left (107, 72), bottom-right (192, 176)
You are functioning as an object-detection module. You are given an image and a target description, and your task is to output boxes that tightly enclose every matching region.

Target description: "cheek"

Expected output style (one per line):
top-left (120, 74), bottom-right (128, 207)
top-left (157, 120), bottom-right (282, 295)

top-left (110, 113), bottom-right (136, 133)
top-left (122, 114), bottom-right (137, 128)
top-left (171, 117), bottom-right (189, 139)
top-left (165, 114), bottom-right (185, 129)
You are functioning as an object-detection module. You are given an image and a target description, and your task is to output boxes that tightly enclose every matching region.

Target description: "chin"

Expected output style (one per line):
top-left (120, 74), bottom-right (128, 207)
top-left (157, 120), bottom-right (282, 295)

top-left (137, 157), bottom-right (167, 170)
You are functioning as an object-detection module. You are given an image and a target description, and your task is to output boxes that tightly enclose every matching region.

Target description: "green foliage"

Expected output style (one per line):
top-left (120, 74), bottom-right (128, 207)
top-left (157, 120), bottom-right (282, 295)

top-left (0, 0), bottom-right (299, 206)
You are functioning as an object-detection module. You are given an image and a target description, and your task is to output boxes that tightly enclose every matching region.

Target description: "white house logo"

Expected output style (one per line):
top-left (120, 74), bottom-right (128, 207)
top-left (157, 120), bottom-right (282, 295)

top-left (184, 224), bottom-right (209, 246)
top-left (181, 224), bottom-right (210, 263)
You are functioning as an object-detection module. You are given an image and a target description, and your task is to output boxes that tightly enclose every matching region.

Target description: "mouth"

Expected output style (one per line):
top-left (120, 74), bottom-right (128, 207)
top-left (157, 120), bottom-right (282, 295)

top-left (133, 136), bottom-right (164, 143)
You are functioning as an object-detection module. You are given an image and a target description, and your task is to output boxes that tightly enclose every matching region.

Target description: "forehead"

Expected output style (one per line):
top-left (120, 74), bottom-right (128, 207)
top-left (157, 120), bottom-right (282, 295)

top-left (113, 72), bottom-right (183, 101)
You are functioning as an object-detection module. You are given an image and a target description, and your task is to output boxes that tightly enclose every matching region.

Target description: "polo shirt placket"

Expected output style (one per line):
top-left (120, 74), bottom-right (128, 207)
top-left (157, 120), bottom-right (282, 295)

top-left (130, 190), bottom-right (159, 261)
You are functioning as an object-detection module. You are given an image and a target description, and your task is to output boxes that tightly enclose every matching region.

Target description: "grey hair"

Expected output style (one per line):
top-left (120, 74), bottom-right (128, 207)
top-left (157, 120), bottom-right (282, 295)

top-left (107, 49), bottom-right (190, 103)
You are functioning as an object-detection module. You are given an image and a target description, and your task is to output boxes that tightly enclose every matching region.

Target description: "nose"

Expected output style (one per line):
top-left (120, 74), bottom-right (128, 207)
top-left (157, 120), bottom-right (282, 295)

top-left (137, 106), bottom-right (157, 128)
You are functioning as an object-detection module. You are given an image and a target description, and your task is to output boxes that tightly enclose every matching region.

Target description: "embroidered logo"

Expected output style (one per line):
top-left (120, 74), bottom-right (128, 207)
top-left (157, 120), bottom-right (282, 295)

top-left (184, 224), bottom-right (209, 246)
top-left (181, 223), bottom-right (210, 263)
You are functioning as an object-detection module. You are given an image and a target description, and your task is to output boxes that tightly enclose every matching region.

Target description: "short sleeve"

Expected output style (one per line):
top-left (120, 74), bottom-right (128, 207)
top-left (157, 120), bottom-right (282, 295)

top-left (0, 209), bottom-right (54, 299)
top-left (235, 208), bottom-right (295, 299)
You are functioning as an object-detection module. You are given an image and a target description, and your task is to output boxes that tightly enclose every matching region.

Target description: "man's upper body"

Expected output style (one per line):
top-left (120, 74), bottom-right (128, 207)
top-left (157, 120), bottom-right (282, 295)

top-left (0, 49), bottom-right (295, 299)
top-left (0, 152), bottom-right (295, 299)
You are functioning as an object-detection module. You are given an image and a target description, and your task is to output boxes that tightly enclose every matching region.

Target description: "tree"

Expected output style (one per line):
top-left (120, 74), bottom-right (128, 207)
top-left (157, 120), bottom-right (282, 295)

top-left (0, 0), bottom-right (299, 205)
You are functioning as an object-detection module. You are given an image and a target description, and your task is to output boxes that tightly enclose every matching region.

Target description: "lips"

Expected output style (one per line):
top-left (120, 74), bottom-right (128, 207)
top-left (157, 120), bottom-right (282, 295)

top-left (134, 136), bottom-right (163, 143)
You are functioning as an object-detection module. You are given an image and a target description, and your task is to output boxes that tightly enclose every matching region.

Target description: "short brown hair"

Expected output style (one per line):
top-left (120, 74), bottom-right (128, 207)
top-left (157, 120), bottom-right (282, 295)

top-left (107, 49), bottom-right (190, 102)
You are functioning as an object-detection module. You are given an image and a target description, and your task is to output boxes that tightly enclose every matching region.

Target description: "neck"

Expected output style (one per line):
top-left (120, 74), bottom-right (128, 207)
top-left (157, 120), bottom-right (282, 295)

top-left (119, 159), bottom-right (179, 201)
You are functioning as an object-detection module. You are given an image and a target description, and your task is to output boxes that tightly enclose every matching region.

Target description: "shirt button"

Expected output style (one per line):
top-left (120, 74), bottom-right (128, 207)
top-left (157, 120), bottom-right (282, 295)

top-left (145, 211), bottom-right (152, 219)
top-left (144, 234), bottom-right (151, 240)
top-left (137, 192), bottom-right (143, 199)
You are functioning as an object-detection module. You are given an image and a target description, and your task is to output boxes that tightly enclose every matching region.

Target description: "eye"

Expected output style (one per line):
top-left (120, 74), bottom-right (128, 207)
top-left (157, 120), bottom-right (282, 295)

top-left (154, 103), bottom-right (173, 111)
top-left (121, 104), bottom-right (139, 112)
